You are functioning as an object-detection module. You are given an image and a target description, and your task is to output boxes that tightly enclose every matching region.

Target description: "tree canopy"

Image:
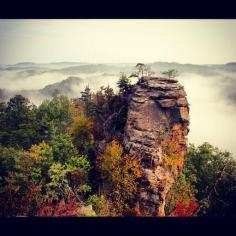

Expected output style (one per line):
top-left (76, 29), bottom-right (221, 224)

top-left (0, 76), bottom-right (235, 217)
top-left (161, 69), bottom-right (179, 79)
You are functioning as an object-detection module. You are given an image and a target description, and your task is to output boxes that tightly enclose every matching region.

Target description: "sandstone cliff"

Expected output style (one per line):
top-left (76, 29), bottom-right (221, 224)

top-left (123, 76), bottom-right (189, 216)
top-left (95, 76), bottom-right (190, 216)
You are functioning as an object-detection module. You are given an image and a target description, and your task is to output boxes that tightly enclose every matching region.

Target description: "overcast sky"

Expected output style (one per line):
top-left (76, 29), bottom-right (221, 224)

top-left (0, 19), bottom-right (236, 65)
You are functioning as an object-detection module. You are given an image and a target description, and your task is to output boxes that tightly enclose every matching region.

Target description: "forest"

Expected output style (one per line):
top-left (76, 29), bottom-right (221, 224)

top-left (0, 74), bottom-right (236, 217)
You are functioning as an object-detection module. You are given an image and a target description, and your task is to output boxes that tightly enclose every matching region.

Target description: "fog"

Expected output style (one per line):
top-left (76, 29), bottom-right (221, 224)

top-left (179, 73), bottom-right (236, 156)
top-left (0, 64), bottom-right (236, 157)
top-left (0, 70), bottom-right (65, 90)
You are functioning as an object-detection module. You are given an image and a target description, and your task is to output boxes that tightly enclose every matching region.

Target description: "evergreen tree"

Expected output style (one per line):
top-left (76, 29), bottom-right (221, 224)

top-left (1, 95), bottom-right (38, 149)
top-left (37, 92), bottom-right (72, 141)
top-left (117, 73), bottom-right (132, 94)
top-left (80, 86), bottom-right (96, 117)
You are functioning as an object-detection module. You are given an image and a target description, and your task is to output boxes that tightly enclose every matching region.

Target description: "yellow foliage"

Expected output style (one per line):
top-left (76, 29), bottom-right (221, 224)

top-left (27, 141), bottom-right (51, 163)
top-left (97, 140), bottom-right (140, 215)
top-left (3, 142), bottom-right (51, 215)
top-left (15, 142), bottom-right (52, 174)
top-left (69, 102), bottom-right (94, 151)
top-left (69, 101), bottom-right (85, 121)
top-left (162, 137), bottom-right (184, 174)
top-left (163, 154), bottom-right (184, 173)
top-left (98, 140), bottom-right (123, 169)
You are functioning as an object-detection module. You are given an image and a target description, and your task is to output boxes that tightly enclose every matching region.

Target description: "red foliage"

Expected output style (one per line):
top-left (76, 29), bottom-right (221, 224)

top-left (172, 200), bottom-right (198, 217)
top-left (39, 195), bottom-right (80, 217)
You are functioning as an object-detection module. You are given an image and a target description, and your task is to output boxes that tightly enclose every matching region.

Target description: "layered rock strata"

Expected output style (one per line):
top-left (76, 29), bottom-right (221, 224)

top-left (123, 76), bottom-right (190, 216)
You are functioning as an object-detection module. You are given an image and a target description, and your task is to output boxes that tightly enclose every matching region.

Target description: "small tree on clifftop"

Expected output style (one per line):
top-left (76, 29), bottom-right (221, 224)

top-left (136, 63), bottom-right (148, 79)
top-left (161, 69), bottom-right (179, 79)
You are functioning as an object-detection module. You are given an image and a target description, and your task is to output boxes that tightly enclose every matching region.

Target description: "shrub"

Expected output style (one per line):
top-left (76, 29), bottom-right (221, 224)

top-left (39, 193), bottom-right (80, 217)
top-left (117, 73), bottom-right (132, 94)
top-left (165, 172), bottom-right (196, 216)
top-left (69, 103), bottom-right (94, 155)
top-left (171, 200), bottom-right (198, 217)
top-left (97, 140), bottom-right (140, 215)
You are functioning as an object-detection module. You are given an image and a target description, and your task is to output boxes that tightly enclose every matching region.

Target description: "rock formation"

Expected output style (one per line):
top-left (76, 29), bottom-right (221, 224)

top-left (123, 76), bottom-right (190, 216)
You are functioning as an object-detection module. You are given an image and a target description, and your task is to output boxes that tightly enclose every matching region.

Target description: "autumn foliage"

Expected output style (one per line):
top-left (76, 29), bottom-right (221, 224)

top-left (171, 200), bottom-right (198, 217)
top-left (162, 126), bottom-right (186, 175)
top-left (97, 140), bottom-right (140, 215)
top-left (39, 194), bottom-right (80, 217)
top-left (1, 83), bottom-right (236, 217)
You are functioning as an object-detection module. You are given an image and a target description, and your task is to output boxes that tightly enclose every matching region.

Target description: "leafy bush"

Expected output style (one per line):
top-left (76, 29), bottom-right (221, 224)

top-left (69, 103), bottom-right (94, 155)
top-left (0, 95), bottom-right (39, 149)
top-left (166, 142), bottom-right (236, 217)
top-left (87, 194), bottom-right (111, 216)
top-left (165, 172), bottom-right (196, 216)
top-left (37, 92), bottom-right (72, 141)
top-left (39, 193), bottom-right (80, 217)
top-left (171, 200), bottom-right (198, 217)
top-left (97, 140), bottom-right (140, 215)
top-left (184, 143), bottom-right (236, 216)
top-left (0, 142), bottom-right (49, 216)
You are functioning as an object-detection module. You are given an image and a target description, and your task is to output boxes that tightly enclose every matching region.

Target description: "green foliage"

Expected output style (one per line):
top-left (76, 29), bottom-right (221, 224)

top-left (45, 132), bottom-right (91, 202)
top-left (0, 102), bottom-right (7, 135)
top-left (0, 93), bottom-right (72, 150)
top-left (165, 142), bottom-right (236, 217)
top-left (50, 128), bottom-right (76, 163)
top-left (80, 86), bottom-right (97, 118)
top-left (0, 142), bottom-right (50, 216)
top-left (0, 145), bottom-right (19, 177)
top-left (165, 172), bottom-right (197, 216)
top-left (66, 155), bottom-right (91, 174)
top-left (77, 184), bottom-right (91, 194)
top-left (87, 194), bottom-right (111, 216)
top-left (0, 130), bottom-right (91, 215)
top-left (161, 69), bottom-right (179, 79)
top-left (117, 73), bottom-right (132, 94)
top-left (46, 163), bottom-right (68, 198)
top-left (184, 142), bottom-right (236, 216)
top-left (0, 95), bottom-right (38, 149)
top-left (93, 86), bottom-right (114, 117)
top-left (1, 78), bottom-right (236, 217)
top-left (37, 92), bottom-right (72, 141)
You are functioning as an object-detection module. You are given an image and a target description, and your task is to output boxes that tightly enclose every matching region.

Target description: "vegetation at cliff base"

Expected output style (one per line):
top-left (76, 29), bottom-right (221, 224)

top-left (165, 143), bottom-right (236, 217)
top-left (0, 73), bottom-right (235, 217)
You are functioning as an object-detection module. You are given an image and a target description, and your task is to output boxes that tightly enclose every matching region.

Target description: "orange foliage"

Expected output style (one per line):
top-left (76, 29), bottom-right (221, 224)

top-left (69, 102), bottom-right (94, 152)
top-left (163, 155), bottom-right (184, 173)
top-left (97, 140), bottom-right (140, 215)
top-left (161, 125), bottom-right (186, 174)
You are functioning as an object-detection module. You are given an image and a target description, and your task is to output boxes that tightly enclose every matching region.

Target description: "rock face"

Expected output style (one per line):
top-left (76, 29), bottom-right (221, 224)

top-left (123, 76), bottom-right (190, 216)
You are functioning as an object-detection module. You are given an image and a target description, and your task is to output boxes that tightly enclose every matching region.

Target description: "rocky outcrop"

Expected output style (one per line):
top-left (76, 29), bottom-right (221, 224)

top-left (123, 76), bottom-right (190, 216)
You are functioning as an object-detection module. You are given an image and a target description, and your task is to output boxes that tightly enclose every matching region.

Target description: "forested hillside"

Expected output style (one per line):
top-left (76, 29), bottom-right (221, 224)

top-left (0, 74), bottom-right (235, 217)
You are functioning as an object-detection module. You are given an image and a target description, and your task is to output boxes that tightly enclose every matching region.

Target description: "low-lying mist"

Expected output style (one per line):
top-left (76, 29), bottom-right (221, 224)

top-left (179, 73), bottom-right (236, 157)
top-left (0, 63), bottom-right (236, 157)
